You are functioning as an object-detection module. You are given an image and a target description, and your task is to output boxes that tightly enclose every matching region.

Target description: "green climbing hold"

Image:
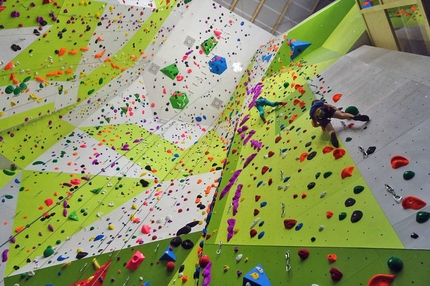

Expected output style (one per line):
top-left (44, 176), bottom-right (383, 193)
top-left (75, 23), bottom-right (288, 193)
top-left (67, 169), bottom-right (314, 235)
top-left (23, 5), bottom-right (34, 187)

top-left (32, 161), bottom-right (45, 165)
top-left (315, 172), bottom-right (321, 179)
top-left (87, 89), bottom-right (95, 95)
top-left (90, 187), bottom-right (103, 194)
top-left (99, 78), bottom-right (103, 85)
top-left (345, 137), bottom-right (352, 142)
top-left (19, 82), bottom-right (27, 90)
top-left (345, 106), bottom-right (359, 115)
top-left (43, 246), bottom-right (55, 258)
top-left (13, 87), bottom-right (22, 95)
top-left (353, 185), bottom-right (365, 194)
top-left (387, 256), bottom-right (403, 272)
top-left (339, 212), bottom-right (347, 221)
top-left (4, 195), bottom-right (13, 199)
top-left (5, 85), bottom-right (15, 94)
top-left (323, 171), bottom-right (332, 178)
top-left (56, 240), bottom-right (61, 245)
top-left (10, 165), bottom-right (17, 171)
top-left (416, 211), bottom-right (430, 223)
top-left (403, 170), bottom-right (415, 180)
top-left (23, 76), bottom-right (31, 82)
top-left (283, 82), bottom-right (290, 88)
top-left (3, 169), bottom-right (15, 176)
top-left (68, 211), bottom-right (79, 221)
top-left (19, 187), bottom-right (25, 192)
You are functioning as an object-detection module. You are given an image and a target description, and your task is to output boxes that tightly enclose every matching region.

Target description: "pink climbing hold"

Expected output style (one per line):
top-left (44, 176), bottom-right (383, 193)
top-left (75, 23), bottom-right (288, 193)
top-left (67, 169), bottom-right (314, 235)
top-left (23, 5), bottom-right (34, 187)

top-left (141, 225), bottom-right (151, 234)
top-left (213, 30), bottom-right (222, 39)
top-left (44, 198), bottom-right (53, 207)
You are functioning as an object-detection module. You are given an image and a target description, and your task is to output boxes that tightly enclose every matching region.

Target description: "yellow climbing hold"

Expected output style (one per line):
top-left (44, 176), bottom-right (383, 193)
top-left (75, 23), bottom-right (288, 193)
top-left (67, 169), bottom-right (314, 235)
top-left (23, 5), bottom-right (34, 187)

top-left (108, 224), bottom-right (115, 230)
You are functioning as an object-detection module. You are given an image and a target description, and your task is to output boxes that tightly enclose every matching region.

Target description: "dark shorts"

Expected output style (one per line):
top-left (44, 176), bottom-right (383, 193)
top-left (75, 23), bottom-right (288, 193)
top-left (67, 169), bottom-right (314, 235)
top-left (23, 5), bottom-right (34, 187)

top-left (315, 106), bottom-right (336, 128)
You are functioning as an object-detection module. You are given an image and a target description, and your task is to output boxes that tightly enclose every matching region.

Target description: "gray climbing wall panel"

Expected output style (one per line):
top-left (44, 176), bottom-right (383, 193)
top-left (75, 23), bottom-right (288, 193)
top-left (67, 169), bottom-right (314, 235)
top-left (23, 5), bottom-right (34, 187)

top-left (312, 45), bottom-right (430, 249)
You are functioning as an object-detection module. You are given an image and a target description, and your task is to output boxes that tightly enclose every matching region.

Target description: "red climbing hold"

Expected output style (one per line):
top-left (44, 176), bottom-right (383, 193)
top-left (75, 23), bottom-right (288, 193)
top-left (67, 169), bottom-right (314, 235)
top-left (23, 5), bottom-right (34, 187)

top-left (327, 254), bottom-right (337, 263)
top-left (255, 195), bottom-right (261, 202)
top-left (391, 155), bottom-right (409, 169)
top-left (268, 178), bottom-right (273, 185)
top-left (401, 196), bottom-right (427, 210)
top-left (326, 211), bottom-right (334, 218)
top-left (250, 229), bottom-right (257, 238)
top-left (332, 93), bottom-right (342, 102)
top-left (268, 151), bottom-right (275, 158)
top-left (253, 209), bottom-right (260, 216)
top-left (330, 267), bottom-right (343, 281)
top-left (261, 166), bottom-right (269, 175)
top-left (283, 219), bottom-right (297, 229)
top-left (367, 274), bottom-right (395, 286)
top-left (275, 136), bottom-right (282, 143)
top-left (322, 146), bottom-right (334, 154)
top-left (298, 249), bottom-right (310, 260)
top-left (341, 166), bottom-right (354, 179)
top-left (333, 148), bottom-right (346, 159)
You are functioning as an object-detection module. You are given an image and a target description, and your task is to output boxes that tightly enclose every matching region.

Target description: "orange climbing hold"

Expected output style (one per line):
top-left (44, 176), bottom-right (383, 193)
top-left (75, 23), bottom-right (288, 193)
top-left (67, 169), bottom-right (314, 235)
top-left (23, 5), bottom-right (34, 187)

top-left (327, 254), bottom-right (337, 263)
top-left (80, 47), bottom-right (89, 51)
top-left (34, 76), bottom-right (46, 83)
top-left (391, 155), bottom-right (409, 169)
top-left (333, 148), bottom-right (346, 159)
top-left (58, 47), bottom-right (66, 56)
top-left (68, 49), bottom-right (78, 55)
top-left (322, 146), bottom-right (334, 154)
top-left (299, 152), bottom-right (308, 162)
top-left (3, 62), bottom-right (14, 70)
top-left (341, 166), bottom-right (354, 179)
top-left (401, 196), bottom-right (426, 210)
top-left (367, 274), bottom-right (395, 286)
top-left (332, 93), bottom-right (342, 102)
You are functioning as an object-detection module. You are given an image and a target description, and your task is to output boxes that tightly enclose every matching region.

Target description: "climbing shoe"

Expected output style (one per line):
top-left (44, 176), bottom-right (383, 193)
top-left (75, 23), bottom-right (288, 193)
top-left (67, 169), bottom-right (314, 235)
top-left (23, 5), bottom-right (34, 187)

top-left (330, 132), bottom-right (339, 148)
top-left (353, 115), bottom-right (370, 121)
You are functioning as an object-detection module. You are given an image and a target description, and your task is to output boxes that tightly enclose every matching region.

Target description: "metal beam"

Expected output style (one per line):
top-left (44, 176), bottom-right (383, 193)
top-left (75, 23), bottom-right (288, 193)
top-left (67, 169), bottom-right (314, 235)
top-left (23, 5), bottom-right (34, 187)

top-left (271, 0), bottom-right (293, 34)
top-left (251, 0), bottom-right (266, 23)
top-left (230, 0), bottom-right (239, 11)
top-left (309, 0), bottom-right (321, 15)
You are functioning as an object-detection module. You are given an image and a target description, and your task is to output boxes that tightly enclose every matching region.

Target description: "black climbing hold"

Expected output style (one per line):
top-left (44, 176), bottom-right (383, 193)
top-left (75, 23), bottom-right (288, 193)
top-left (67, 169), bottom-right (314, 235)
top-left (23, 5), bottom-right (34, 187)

top-left (170, 236), bottom-right (182, 247)
top-left (305, 142), bottom-right (312, 148)
top-left (197, 203), bottom-right (206, 210)
top-left (139, 179), bottom-right (149, 187)
top-left (307, 151), bottom-right (317, 160)
top-left (366, 146), bottom-right (376, 155)
top-left (307, 182), bottom-right (316, 190)
top-left (353, 185), bottom-right (364, 194)
top-left (311, 237), bottom-right (316, 242)
top-left (345, 198), bottom-right (356, 207)
top-left (179, 264), bottom-right (185, 273)
top-left (76, 251), bottom-right (88, 259)
top-left (176, 225), bottom-right (192, 236)
top-left (411, 232), bottom-right (419, 239)
top-left (186, 221), bottom-right (200, 228)
top-left (144, 165), bottom-right (152, 171)
top-left (181, 239), bottom-right (194, 249)
top-left (351, 210), bottom-right (363, 223)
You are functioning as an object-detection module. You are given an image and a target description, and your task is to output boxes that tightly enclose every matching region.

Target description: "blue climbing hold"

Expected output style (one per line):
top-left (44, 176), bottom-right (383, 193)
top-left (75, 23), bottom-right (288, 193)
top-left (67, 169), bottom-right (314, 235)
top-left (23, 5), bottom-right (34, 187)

top-left (260, 202), bottom-right (267, 207)
top-left (295, 222), bottom-right (303, 231)
top-left (258, 231), bottom-right (265, 239)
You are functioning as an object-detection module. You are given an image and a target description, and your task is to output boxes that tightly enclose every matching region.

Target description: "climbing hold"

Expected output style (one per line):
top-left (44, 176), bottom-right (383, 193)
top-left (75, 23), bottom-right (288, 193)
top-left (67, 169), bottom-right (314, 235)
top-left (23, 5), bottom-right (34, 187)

top-left (416, 211), bottom-right (430, 223)
top-left (332, 93), bottom-right (342, 102)
top-left (326, 211), bottom-right (334, 218)
top-left (367, 274), bottom-right (395, 286)
top-left (327, 254), bottom-right (337, 263)
top-left (76, 251), bottom-right (88, 259)
top-left (167, 261), bottom-right (175, 272)
top-left (322, 146), bottom-right (334, 153)
top-left (253, 209), bottom-right (260, 216)
top-left (43, 246), bottom-right (55, 258)
top-left (307, 182), bottom-right (316, 190)
top-left (323, 171), bottom-right (332, 178)
top-left (345, 106), bottom-right (359, 115)
top-left (354, 185), bottom-right (365, 194)
top-left (391, 156), bottom-right (409, 169)
top-left (141, 225), bottom-right (151, 234)
top-left (260, 202), bottom-right (267, 208)
top-left (403, 171), bottom-right (415, 180)
top-left (295, 222), bottom-right (303, 231)
top-left (387, 256), bottom-right (403, 272)
top-left (181, 239), bottom-right (194, 249)
top-left (351, 210), bottom-right (363, 223)
top-left (345, 198), bottom-right (356, 207)
top-left (401, 196), bottom-right (426, 210)
top-left (298, 249), bottom-right (310, 260)
top-left (171, 237), bottom-right (182, 247)
top-left (250, 229), bottom-right (257, 238)
top-left (258, 231), bottom-right (265, 239)
top-left (341, 166), bottom-right (354, 179)
top-left (333, 148), bottom-right (346, 159)
top-left (2, 249), bottom-right (8, 263)
top-left (315, 172), bottom-right (321, 179)
top-left (411, 232), bottom-right (419, 239)
top-left (261, 166), bottom-right (269, 175)
top-left (199, 255), bottom-right (211, 268)
top-left (329, 267), bottom-right (343, 281)
top-left (255, 195), bottom-right (261, 202)
top-left (283, 219), bottom-right (297, 229)
top-left (307, 151), bottom-right (317, 160)
top-left (339, 212), bottom-right (347, 221)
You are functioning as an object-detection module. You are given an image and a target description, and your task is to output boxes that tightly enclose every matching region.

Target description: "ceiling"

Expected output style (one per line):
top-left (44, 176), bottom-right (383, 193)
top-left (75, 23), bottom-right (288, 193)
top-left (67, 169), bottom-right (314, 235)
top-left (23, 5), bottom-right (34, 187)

top-left (212, 0), bottom-right (336, 36)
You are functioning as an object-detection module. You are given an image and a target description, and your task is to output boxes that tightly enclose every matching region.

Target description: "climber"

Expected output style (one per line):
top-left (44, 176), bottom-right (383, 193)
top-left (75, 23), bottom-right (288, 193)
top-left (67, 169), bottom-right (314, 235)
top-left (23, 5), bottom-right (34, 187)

top-left (255, 97), bottom-right (286, 123)
top-left (309, 100), bottom-right (370, 147)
